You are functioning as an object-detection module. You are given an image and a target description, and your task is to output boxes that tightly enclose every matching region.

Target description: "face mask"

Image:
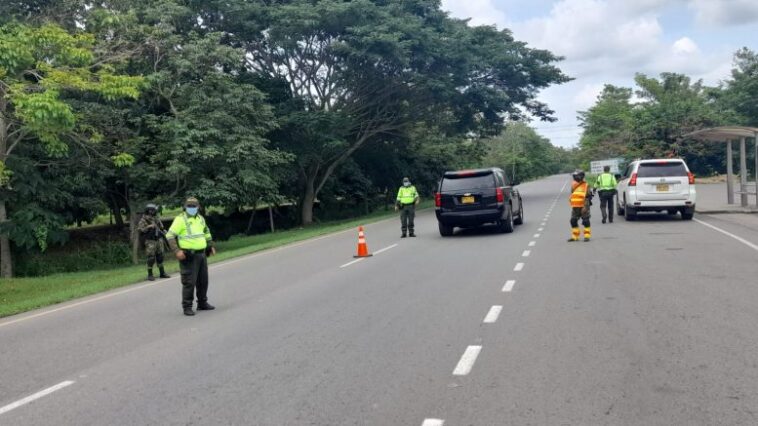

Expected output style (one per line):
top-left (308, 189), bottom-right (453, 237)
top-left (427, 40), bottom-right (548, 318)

top-left (186, 207), bottom-right (199, 216)
top-left (403, 181), bottom-right (411, 187)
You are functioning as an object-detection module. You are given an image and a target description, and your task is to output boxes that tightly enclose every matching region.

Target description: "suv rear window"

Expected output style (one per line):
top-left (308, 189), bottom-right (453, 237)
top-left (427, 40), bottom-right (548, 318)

top-left (637, 162), bottom-right (687, 177)
top-left (441, 174), bottom-right (495, 191)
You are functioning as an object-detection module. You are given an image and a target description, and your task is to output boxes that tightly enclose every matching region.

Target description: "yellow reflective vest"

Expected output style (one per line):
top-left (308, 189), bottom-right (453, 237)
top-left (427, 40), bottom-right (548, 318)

top-left (396, 185), bottom-right (419, 205)
top-left (570, 181), bottom-right (589, 208)
top-left (595, 173), bottom-right (617, 191)
top-left (166, 213), bottom-right (212, 251)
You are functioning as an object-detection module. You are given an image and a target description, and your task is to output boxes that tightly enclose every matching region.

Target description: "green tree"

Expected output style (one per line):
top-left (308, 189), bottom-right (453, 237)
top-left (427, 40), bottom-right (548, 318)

top-left (0, 23), bottom-right (142, 277)
top-left (200, 0), bottom-right (569, 224)
top-left (720, 48), bottom-right (758, 127)
top-left (578, 85), bottom-right (634, 162)
top-left (483, 122), bottom-right (566, 182)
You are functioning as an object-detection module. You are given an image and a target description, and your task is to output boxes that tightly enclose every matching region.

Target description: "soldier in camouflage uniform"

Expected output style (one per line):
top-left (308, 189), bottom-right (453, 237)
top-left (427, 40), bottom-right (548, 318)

top-left (138, 203), bottom-right (170, 281)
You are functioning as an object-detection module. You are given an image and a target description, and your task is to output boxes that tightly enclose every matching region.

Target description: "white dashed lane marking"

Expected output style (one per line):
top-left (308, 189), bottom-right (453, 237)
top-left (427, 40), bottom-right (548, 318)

top-left (422, 419), bottom-right (445, 426)
top-left (514, 263), bottom-right (524, 271)
top-left (483, 305), bottom-right (503, 323)
top-left (528, 241), bottom-right (536, 247)
top-left (533, 234), bottom-right (541, 238)
top-left (522, 250), bottom-right (530, 257)
top-left (502, 280), bottom-right (515, 292)
top-left (0, 381), bottom-right (75, 416)
top-left (453, 346), bottom-right (482, 376)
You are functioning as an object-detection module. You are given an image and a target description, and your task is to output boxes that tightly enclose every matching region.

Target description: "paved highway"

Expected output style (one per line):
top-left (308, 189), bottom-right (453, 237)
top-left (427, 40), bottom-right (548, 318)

top-left (2, 175), bottom-right (758, 425)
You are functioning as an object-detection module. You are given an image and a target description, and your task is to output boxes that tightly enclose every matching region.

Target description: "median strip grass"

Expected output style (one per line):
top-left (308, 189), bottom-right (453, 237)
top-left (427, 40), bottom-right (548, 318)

top-left (0, 205), bottom-right (426, 318)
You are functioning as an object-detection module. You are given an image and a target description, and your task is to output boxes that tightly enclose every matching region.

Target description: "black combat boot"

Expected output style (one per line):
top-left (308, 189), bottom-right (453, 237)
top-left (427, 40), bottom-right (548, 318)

top-left (197, 302), bottom-right (215, 311)
top-left (183, 307), bottom-right (195, 316)
top-left (158, 266), bottom-right (170, 279)
top-left (147, 269), bottom-right (155, 281)
top-left (409, 231), bottom-right (416, 237)
top-left (401, 232), bottom-right (407, 238)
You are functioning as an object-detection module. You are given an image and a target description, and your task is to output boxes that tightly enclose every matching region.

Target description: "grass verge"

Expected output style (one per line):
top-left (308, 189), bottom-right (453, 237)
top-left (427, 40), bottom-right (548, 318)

top-left (1, 204), bottom-right (428, 318)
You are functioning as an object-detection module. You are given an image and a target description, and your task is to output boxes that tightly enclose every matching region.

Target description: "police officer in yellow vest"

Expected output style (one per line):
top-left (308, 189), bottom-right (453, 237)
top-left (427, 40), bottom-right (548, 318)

top-left (166, 197), bottom-right (216, 316)
top-left (568, 170), bottom-right (592, 242)
top-left (594, 165), bottom-right (618, 224)
top-left (395, 177), bottom-right (420, 238)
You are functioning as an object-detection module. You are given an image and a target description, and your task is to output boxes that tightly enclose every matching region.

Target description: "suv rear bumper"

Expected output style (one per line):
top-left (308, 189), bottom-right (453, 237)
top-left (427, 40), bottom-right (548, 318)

top-left (627, 200), bottom-right (695, 212)
top-left (436, 207), bottom-right (504, 226)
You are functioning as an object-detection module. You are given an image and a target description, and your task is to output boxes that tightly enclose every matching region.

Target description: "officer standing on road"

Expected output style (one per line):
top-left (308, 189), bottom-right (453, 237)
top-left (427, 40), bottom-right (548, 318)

top-left (594, 165), bottom-right (618, 224)
top-left (396, 177), bottom-right (420, 238)
top-left (138, 203), bottom-right (170, 281)
top-left (166, 197), bottom-right (216, 316)
top-left (568, 170), bottom-right (592, 242)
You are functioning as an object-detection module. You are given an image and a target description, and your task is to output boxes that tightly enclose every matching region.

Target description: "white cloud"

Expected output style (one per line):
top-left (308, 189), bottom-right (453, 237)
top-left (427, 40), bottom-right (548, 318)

top-left (672, 37), bottom-right (699, 55)
top-left (689, 0), bottom-right (758, 26)
top-left (441, 0), bottom-right (507, 27)
top-left (440, 0), bottom-right (748, 147)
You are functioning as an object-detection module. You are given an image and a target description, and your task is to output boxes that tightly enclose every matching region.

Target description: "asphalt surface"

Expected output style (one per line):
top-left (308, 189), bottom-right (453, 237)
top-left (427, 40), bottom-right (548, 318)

top-left (2, 175), bottom-right (758, 425)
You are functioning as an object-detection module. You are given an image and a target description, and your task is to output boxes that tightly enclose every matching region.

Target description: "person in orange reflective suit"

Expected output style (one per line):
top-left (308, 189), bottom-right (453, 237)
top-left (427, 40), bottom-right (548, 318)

top-left (568, 170), bottom-right (592, 242)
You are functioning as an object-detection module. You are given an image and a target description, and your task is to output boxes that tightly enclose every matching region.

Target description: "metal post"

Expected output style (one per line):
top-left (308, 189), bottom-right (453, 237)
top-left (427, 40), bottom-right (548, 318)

top-left (740, 137), bottom-right (748, 207)
top-left (268, 206), bottom-right (275, 233)
top-left (726, 140), bottom-right (734, 204)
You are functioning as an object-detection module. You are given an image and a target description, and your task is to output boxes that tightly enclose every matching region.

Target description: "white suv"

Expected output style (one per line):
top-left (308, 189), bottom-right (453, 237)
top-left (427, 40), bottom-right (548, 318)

top-left (616, 159), bottom-right (696, 221)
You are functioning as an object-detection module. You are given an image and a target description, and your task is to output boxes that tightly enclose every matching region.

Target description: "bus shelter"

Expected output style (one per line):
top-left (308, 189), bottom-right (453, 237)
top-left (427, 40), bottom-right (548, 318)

top-left (684, 126), bottom-right (758, 207)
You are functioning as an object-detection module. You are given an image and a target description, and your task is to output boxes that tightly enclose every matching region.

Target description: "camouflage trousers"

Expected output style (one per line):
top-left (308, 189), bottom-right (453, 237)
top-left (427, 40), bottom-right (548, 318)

top-left (570, 206), bottom-right (591, 228)
top-left (145, 239), bottom-right (165, 267)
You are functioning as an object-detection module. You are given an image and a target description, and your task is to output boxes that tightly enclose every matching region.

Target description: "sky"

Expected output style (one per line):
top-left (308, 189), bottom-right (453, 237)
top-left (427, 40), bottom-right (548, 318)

top-left (441, 0), bottom-right (758, 147)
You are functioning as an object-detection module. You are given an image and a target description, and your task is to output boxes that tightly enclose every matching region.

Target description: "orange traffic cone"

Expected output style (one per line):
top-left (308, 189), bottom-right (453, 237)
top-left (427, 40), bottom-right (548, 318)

top-left (353, 226), bottom-right (373, 258)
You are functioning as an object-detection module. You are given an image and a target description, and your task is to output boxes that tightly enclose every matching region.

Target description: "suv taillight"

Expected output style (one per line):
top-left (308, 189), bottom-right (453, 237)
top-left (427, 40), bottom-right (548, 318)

top-left (496, 187), bottom-right (505, 203)
top-left (435, 192), bottom-right (441, 207)
top-left (688, 172), bottom-right (695, 184)
top-left (629, 173), bottom-right (637, 186)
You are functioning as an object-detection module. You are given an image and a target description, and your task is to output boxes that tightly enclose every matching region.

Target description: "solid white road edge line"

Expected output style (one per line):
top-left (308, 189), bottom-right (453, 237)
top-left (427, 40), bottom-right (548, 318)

top-left (340, 243), bottom-right (398, 268)
top-left (528, 241), bottom-right (536, 247)
top-left (522, 250), bottom-right (531, 257)
top-left (502, 280), bottom-right (515, 292)
top-left (514, 263), bottom-right (524, 271)
top-left (483, 305), bottom-right (503, 323)
top-left (422, 419), bottom-right (445, 426)
top-left (373, 243), bottom-right (399, 255)
top-left (340, 258), bottom-right (365, 268)
top-left (453, 346), bottom-right (482, 376)
top-left (0, 381), bottom-right (75, 416)
top-left (694, 218), bottom-right (758, 251)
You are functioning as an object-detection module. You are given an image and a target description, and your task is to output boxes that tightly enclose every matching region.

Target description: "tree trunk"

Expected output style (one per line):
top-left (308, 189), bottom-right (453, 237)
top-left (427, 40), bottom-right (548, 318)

top-left (301, 175), bottom-right (317, 225)
top-left (245, 202), bottom-right (258, 235)
top-left (0, 200), bottom-right (12, 278)
top-left (129, 202), bottom-right (140, 265)
top-left (0, 94), bottom-right (12, 278)
top-left (109, 195), bottom-right (125, 229)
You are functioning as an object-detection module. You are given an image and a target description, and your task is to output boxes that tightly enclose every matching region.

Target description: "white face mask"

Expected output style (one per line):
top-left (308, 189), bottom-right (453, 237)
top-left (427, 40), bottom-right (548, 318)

top-left (403, 181), bottom-right (411, 187)
top-left (186, 207), bottom-right (199, 216)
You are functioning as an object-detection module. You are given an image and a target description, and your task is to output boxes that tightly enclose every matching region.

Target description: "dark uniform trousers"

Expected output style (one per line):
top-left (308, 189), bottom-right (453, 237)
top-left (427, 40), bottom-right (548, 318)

top-left (400, 204), bottom-right (416, 233)
top-left (570, 206), bottom-right (590, 228)
top-left (598, 190), bottom-right (615, 221)
top-left (180, 251), bottom-right (209, 308)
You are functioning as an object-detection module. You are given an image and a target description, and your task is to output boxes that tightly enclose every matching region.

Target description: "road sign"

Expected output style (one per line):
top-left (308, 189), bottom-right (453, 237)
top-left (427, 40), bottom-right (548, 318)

top-left (590, 158), bottom-right (622, 174)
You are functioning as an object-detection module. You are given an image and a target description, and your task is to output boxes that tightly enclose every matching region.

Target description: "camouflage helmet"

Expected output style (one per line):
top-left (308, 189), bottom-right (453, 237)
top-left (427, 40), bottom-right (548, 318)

top-left (184, 197), bottom-right (200, 207)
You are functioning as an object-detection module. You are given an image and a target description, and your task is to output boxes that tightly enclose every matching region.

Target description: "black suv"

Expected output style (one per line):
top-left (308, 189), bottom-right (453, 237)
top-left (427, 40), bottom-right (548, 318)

top-left (435, 168), bottom-right (524, 236)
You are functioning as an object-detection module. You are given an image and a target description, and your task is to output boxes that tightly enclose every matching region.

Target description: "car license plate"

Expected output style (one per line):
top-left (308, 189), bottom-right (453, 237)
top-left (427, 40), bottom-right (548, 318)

top-left (656, 184), bottom-right (669, 192)
top-left (461, 196), bottom-right (475, 204)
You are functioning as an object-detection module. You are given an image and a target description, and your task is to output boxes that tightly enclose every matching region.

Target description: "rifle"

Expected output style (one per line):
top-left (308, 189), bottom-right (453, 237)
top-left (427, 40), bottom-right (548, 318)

top-left (153, 218), bottom-right (171, 249)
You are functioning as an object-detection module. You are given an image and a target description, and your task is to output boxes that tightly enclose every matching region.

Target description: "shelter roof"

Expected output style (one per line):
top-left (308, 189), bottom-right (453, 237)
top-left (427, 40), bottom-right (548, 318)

top-left (683, 126), bottom-right (758, 141)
